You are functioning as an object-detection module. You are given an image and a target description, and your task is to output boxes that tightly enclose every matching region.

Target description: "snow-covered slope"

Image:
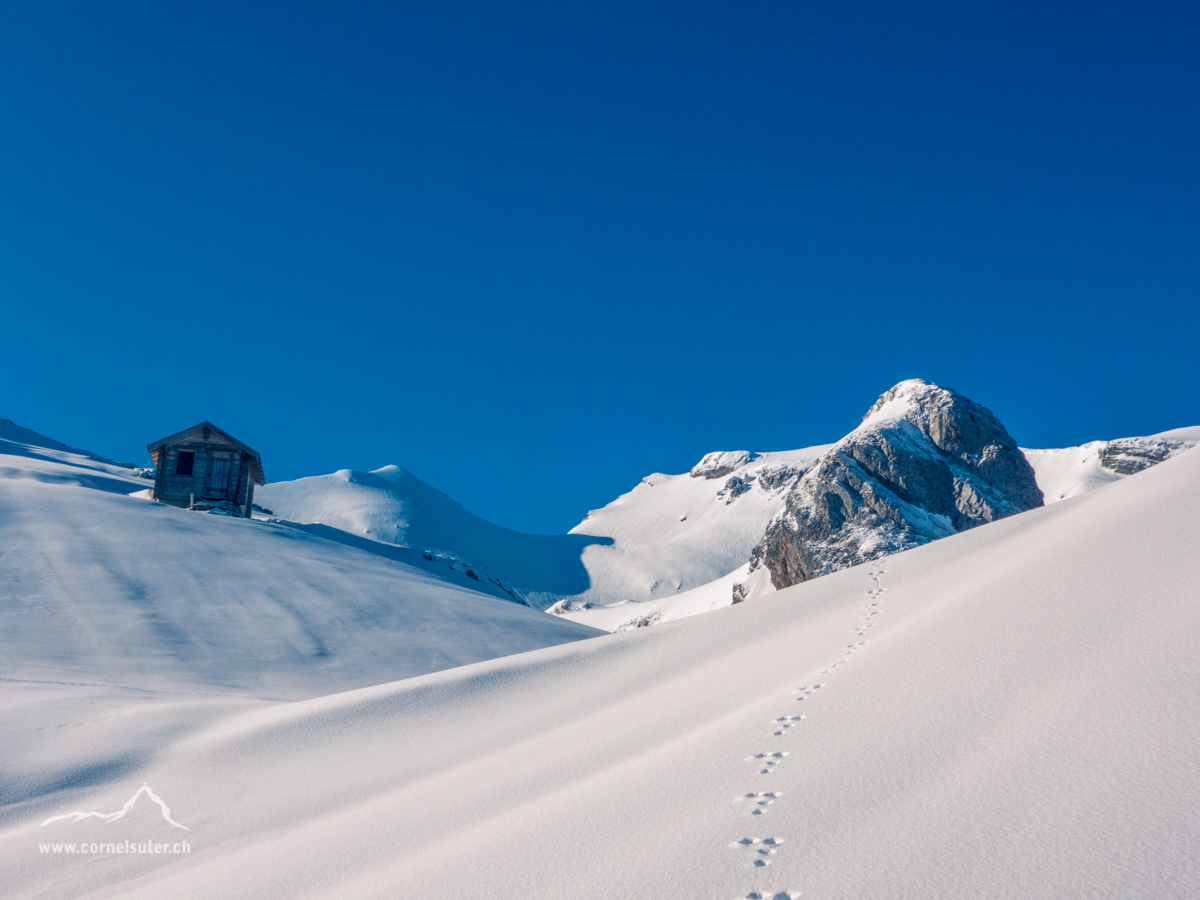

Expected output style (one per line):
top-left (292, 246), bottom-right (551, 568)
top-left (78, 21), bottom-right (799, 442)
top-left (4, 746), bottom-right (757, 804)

top-left (0, 422), bottom-right (602, 699)
top-left (559, 561), bottom-right (755, 632)
top-left (256, 466), bottom-right (615, 604)
top-left (562, 446), bottom-right (830, 608)
top-left (4, 436), bottom-right (1198, 900)
top-left (0, 418), bottom-right (153, 495)
top-left (256, 447), bottom-right (832, 612)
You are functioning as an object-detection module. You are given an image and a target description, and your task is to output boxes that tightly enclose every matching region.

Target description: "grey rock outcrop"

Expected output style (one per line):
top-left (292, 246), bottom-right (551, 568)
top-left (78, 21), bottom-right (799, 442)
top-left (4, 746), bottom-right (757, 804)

top-left (746, 380), bottom-right (1043, 591)
top-left (755, 465), bottom-right (803, 493)
top-left (690, 450), bottom-right (759, 479)
top-left (1098, 437), bottom-right (1187, 475)
top-left (717, 475), bottom-right (753, 503)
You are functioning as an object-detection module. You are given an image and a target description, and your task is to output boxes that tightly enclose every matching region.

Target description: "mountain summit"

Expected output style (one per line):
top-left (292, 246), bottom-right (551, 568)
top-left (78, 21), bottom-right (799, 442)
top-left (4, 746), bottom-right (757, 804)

top-left (742, 379), bottom-right (1043, 595)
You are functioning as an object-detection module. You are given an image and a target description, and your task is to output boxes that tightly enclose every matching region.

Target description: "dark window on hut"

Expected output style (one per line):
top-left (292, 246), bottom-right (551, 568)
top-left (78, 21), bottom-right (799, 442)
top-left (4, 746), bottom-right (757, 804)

top-left (175, 451), bottom-right (195, 476)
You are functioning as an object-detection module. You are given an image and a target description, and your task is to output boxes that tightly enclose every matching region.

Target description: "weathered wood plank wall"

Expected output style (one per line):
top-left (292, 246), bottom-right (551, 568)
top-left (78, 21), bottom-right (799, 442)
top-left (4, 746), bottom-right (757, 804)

top-left (154, 433), bottom-right (252, 509)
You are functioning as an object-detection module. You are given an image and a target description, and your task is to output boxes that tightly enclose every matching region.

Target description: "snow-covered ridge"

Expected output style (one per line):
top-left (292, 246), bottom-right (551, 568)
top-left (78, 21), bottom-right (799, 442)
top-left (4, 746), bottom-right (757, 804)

top-left (257, 444), bottom-right (834, 613)
top-left (251, 386), bottom-right (1197, 634)
top-left (11, 385), bottom-right (1193, 652)
top-left (561, 397), bottom-right (1196, 632)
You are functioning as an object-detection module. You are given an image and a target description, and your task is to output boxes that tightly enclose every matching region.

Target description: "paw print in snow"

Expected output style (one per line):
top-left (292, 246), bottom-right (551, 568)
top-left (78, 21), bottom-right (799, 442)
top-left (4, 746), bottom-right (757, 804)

top-left (737, 791), bottom-right (783, 816)
top-left (746, 750), bottom-right (788, 774)
top-left (793, 683), bottom-right (825, 702)
top-left (771, 715), bottom-right (805, 735)
top-left (731, 835), bottom-right (785, 867)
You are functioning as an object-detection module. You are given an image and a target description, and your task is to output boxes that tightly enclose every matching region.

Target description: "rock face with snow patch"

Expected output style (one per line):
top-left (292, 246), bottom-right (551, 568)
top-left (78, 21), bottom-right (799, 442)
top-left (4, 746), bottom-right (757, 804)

top-left (689, 450), bottom-right (759, 479)
top-left (1098, 437), bottom-right (1188, 475)
top-left (747, 380), bottom-right (1043, 590)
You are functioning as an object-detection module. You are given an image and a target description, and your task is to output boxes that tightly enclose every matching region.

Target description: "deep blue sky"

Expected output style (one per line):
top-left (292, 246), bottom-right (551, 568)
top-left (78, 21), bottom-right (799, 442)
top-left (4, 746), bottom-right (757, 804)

top-left (2, 1), bottom-right (1197, 533)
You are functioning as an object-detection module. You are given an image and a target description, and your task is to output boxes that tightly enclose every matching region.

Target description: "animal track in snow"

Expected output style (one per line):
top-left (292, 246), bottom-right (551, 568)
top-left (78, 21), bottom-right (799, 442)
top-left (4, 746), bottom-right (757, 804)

top-left (822, 570), bottom-right (888, 669)
top-left (746, 751), bottom-right (788, 774)
top-left (724, 569), bottom-right (886, 899)
top-left (731, 836), bottom-right (785, 867)
top-left (737, 791), bottom-right (783, 816)
top-left (792, 683), bottom-right (825, 701)
top-left (771, 715), bottom-right (805, 735)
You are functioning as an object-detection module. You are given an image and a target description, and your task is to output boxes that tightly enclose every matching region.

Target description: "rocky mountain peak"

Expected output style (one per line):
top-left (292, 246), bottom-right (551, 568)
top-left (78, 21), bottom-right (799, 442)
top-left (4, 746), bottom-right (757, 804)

top-left (856, 377), bottom-right (929, 426)
top-left (856, 379), bottom-right (1044, 512)
top-left (741, 380), bottom-right (1043, 595)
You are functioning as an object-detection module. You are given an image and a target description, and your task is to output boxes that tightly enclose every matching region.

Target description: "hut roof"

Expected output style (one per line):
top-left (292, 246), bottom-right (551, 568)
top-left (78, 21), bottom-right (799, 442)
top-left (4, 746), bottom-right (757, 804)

top-left (147, 421), bottom-right (265, 485)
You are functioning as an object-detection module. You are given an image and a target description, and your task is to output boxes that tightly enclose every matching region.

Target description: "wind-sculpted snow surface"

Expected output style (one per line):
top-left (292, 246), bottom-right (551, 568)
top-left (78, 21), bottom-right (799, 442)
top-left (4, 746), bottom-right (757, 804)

top-left (3, 436), bottom-right (1198, 899)
top-left (744, 380), bottom-right (1044, 593)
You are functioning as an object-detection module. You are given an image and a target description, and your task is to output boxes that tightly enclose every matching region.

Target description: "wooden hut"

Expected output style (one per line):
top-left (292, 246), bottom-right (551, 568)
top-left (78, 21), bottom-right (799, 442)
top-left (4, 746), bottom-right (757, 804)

top-left (147, 422), bottom-right (265, 516)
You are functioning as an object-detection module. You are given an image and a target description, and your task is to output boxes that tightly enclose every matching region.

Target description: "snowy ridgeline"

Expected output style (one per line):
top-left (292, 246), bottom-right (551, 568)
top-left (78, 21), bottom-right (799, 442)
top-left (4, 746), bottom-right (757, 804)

top-left (254, 382), bottom-right (1199, 633)
top-left (4, 422), bottom-right (1200, 899)
top-left (3, 382), bottom-right (1197, 695)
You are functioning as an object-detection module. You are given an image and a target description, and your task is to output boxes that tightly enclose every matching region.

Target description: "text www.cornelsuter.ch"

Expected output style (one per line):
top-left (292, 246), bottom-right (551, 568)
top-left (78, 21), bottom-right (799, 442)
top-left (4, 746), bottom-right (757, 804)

top-left (39, 839), bottom-right (191, 855)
